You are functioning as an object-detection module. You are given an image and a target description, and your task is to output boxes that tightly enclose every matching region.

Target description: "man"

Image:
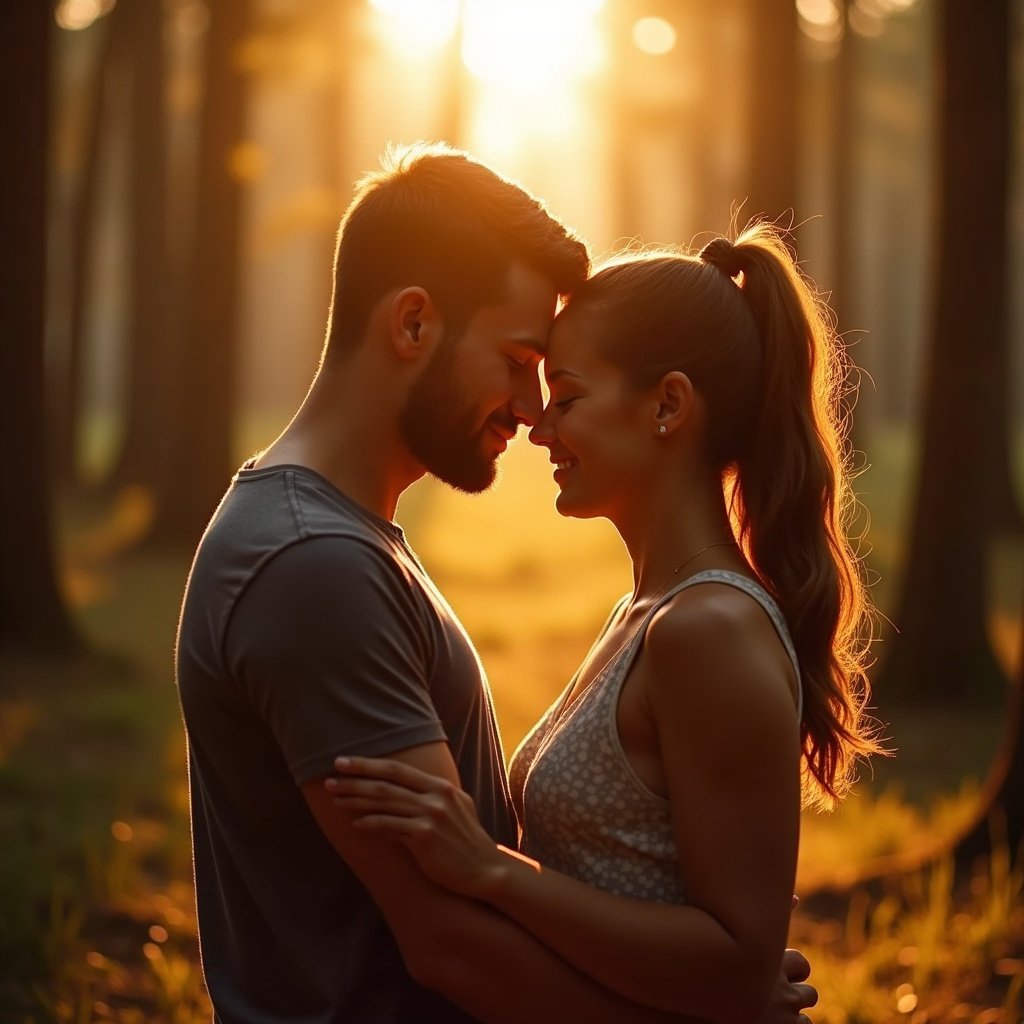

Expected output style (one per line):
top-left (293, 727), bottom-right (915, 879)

top-left (176, 143), bottom-right (816, 1023)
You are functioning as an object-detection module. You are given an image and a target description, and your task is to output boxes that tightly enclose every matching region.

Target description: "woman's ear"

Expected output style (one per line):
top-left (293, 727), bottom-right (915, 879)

top-left (652, 371), bottom-right (694, 437)
top-left (390, 287), bottom-right (444, 362)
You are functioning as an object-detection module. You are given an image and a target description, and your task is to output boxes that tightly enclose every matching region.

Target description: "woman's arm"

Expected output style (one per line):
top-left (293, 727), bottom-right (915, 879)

top-left (330, 592), bottom-right (802, 1023)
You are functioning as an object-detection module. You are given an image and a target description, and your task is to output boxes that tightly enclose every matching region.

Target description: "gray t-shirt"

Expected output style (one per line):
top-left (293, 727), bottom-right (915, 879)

top-left (176, 463), bottom-right (517, 1023)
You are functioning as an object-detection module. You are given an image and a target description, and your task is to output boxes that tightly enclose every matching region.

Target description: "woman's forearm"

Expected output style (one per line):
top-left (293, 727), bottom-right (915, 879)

top-left (481, 845), bottom-right (778, 1024)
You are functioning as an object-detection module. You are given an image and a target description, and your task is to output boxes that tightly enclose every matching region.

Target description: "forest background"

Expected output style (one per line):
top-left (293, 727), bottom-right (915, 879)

top-left (1, 0), bottom-right (1023, 1021)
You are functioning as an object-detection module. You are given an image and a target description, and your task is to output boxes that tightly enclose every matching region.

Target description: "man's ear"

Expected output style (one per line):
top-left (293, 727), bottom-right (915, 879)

top-left (652, 371), bottom-right (694, 437)
top-left (390, 287), bottom-right (444, 362)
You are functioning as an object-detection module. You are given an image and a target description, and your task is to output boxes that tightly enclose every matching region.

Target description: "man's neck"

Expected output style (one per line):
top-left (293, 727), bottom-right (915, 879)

top-left (253, 380), bottom-right (421, 522)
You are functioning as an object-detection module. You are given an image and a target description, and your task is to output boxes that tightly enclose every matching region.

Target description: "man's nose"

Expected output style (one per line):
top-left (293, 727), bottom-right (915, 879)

top-left (510, 372), bottom-right (544, 428)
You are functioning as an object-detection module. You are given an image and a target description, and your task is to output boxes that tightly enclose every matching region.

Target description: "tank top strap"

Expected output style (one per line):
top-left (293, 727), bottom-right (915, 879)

top-left (616, 569), bottom-right (803, 721)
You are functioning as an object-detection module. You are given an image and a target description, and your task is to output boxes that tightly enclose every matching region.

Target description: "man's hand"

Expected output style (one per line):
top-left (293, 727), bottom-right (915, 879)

top-left (755, 948), bottom-right (817, 1024)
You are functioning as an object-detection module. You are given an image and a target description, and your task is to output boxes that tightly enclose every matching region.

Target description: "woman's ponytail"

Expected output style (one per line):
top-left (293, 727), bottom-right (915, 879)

top-left (703, 225), bottom-right (885, 808)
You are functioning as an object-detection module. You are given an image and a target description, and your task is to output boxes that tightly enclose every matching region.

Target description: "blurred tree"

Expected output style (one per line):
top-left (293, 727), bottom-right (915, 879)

top-left (150, 0), bottom-right (254, 545)
top-left (951, 593), bottom-right (1024, 868)
top-left (0, 2), bottom-right (79, 656)
top-left (878, 0), bottom-right (1014, 704)
top-left (51, 12), bottom-right (126, 485)
top-left (108, 0), bottom-right (175, 492)
top-left (743, 0), bottom-right (798, 224)
top-left (829, 0), bottom-right (863, 455)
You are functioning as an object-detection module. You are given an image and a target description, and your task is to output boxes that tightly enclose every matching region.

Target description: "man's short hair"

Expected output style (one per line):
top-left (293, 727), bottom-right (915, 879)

top-left (325, 142), bottom-right (591, 354)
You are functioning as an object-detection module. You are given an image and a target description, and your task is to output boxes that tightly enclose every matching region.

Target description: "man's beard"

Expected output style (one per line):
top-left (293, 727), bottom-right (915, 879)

top-left (399, 335), bottom-right (502, 494)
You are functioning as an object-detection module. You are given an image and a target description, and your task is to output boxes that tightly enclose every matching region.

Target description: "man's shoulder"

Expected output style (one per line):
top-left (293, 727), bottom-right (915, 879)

top-left (182, 466), bottom-right (413, 645)
top-left (195, 465), bottom-right (404, 578)
top-left (217, 464), bottom-right (392, 542)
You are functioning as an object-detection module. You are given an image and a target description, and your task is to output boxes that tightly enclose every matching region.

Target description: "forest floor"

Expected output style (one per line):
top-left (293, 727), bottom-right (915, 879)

top-left (1, 458), bottom-right (1022, 1022)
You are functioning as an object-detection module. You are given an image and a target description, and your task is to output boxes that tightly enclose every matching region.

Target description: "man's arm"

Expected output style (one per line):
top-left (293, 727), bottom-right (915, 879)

top-left (229, 540), bottom-right (676, 1021)
top-left (302, 741), bottom-right (696, 1024)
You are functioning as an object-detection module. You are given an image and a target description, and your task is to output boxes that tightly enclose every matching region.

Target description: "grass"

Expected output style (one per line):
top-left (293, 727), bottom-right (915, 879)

top-left (1, 424), bottom-right (1022, 1021)
top-left (789, 849), bottom-right (1024, 1023)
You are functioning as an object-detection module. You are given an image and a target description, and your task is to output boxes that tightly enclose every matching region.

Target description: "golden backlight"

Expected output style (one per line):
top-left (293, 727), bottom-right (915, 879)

top-left (371, 0), bottom-right (606, 97)
top-left (461, 0), bottom-right (605, 97)
top-left (368, 0), bottom-right (461, 54)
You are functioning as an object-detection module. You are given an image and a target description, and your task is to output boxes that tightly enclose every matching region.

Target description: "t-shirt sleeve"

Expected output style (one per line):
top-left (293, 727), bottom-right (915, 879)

top-left (223, 535), bottom-right (448, 784)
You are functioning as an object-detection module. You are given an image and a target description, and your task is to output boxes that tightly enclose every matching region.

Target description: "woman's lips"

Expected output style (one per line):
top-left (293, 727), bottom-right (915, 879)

top-left (552, 457), bottom-right (577, 483)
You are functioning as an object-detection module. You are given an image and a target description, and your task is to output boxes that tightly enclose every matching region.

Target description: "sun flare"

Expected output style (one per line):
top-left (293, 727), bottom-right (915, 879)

top-left (461, 0), bottom-right (605, 97)
top-left (371, 0), bottom-right (606, 97)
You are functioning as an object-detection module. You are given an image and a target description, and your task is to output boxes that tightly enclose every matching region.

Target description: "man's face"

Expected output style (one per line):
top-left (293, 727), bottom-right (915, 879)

top-left (399, 262), bottom-right (558, 493)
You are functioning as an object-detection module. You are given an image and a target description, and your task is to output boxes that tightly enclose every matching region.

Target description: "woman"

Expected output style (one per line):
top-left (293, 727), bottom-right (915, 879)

top-left (326, 224), bottom-right (883, 1022)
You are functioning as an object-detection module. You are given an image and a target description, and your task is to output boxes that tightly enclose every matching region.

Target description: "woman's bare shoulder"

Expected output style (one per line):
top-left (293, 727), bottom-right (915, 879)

top-left (642, 582), bottom-right (797, 718)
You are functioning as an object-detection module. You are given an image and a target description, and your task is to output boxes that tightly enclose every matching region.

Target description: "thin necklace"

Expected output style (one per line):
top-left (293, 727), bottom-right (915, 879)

top-left (632, 539), bottom-right (737, 611)
top-left (552, 538), bottom-right (736, 725)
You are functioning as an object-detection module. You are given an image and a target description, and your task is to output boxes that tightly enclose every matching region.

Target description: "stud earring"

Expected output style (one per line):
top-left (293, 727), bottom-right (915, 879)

top-left (658, 425), bottom-right (667, 435)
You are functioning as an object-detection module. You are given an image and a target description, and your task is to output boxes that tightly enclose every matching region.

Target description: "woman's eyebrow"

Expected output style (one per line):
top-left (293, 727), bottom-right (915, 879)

top-left (545, 368), bottom-right (582, 383)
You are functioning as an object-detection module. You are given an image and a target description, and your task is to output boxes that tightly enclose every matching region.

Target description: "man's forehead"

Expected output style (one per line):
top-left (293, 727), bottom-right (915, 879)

top-left (468, 261), bottom-right (558, 347)
top-left (497, 262), bottom-right (559, 319)
top-left (510, 332), bottom-right (549, 356)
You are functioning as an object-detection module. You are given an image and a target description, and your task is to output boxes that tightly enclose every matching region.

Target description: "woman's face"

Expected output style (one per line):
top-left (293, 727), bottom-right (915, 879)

top-left (529, 313), bottom-right (658, 520)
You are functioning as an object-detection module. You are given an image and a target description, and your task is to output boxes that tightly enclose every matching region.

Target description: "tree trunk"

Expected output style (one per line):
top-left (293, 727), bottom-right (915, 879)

top-left (830, 1), bottom-right (868, 456)
top-left (951, 613), bottom-right (1024, 869)
top-left (107, 0), bottom-right (173, 492)
top-left (744, 0), bottom-right (798, 226)
top-left (51, 14), bottom-right (123, 486)
top-left (0, 2), bottom-right (79, 657)
top-left (877, 0), bottom-right (1010, 705)
top-left (150, 0), bottom-right (253, 546)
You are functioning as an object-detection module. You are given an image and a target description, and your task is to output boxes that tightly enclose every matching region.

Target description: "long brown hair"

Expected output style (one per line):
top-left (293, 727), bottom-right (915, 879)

top-left (564, 224), bottom-right (884, 809)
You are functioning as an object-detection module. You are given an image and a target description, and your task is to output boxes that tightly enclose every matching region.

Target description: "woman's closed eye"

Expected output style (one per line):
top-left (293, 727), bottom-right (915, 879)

top-left (552, 396), bottom-right (579, 410)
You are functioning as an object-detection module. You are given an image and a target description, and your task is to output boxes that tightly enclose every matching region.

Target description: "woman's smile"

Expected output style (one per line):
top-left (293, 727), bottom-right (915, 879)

top-left (551, 455), bottom-right (578, 484)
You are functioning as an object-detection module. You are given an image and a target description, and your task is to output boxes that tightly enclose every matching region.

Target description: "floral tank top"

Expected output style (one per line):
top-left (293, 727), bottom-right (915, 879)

top-left (508, 569), bottom-right (802, 904)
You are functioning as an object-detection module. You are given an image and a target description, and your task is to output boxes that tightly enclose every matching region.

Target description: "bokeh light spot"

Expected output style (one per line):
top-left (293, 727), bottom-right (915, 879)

top-left (111, 821), bottom-right (133, 842)
top-left (55, 0), bottom-right (116, 32)
top-left (632, 17), bottom-right (677, 56)
top-left (897, 992), bottom-right (919, 1013)
top-left (796, 0), bottom-right (841, 25)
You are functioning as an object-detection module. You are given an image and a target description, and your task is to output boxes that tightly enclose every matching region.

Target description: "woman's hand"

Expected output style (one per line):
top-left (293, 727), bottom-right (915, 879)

top-left (326, 756), bottom-right (508, 899)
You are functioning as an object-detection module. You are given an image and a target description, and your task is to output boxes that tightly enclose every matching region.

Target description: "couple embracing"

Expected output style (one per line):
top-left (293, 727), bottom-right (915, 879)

top-left (176, 142), bottom-right (881, 1023)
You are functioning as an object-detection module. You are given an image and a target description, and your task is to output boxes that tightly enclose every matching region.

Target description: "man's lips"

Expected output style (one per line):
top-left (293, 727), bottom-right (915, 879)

top-left (489, 426), bottom-right (514, 452)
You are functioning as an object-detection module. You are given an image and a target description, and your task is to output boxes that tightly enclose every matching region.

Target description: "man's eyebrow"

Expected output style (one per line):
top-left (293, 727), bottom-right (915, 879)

top-left (509, 336), bottom-right (547, 355)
